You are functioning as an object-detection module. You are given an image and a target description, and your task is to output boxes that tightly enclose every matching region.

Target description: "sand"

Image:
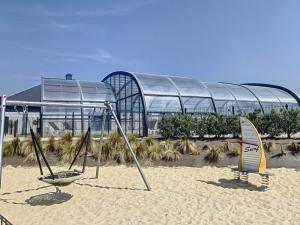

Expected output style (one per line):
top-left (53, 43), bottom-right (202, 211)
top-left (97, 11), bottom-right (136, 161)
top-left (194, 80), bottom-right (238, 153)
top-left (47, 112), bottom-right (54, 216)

top-left (0, 165), bottom-right (299, 225)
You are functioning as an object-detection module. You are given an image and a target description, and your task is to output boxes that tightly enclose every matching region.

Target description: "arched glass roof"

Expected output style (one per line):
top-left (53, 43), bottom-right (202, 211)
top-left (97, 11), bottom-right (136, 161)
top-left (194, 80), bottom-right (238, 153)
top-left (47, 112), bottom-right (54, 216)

top-left (42, 77), bottom-right (116, 103)
top-left (103, 71), bottom-right (299, 116)
top-left (203, 83), bottom-right (235, 101)
top-left (242, 85), bottom-right (297, 104)
top-left (242, 85), bottom-right (281, 103)
top-left (167, 76), bottom-right (211, 97)
top-left (133, 73), bottom-right (178, 96)
top-left (291, 88), bottom-right (300, 99)
top-left (218, 83), bottom-right (259, 102)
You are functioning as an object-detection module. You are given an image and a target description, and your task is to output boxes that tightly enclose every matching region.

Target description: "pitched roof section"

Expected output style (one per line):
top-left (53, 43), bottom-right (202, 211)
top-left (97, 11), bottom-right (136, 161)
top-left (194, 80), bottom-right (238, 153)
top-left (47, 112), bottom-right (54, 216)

top-left (8, 85), bottom-right (41, 102)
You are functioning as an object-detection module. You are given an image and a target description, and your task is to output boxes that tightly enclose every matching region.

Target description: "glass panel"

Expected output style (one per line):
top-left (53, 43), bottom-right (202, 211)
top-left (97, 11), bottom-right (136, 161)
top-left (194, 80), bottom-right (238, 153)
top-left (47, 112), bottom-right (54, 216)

top-left (219, 83), bottom-right (258, 102)
top-left (42, 78), bottom-right (115, 103)
top-left (238, 101), bottom-right (262, 114)
top-left (103, 73), bottom-right (145, 136)
top-left (261, 102), bottom-right (283, 113)
top-left (263, 87), bottom-right (298, 104)
top-left (214, 100), bottom-right (238, 115)
top-left (145, 96), bottom-right (182, 113)
top-left (290, 88), bottom-right (300, 99)
top-left (168, 76), bottom-right (211, 97)
top-left (134, 73), bottom-right (179, 96)
top-left (182, 97), bottom-right (215, 114)
top-left (242, 85), bottom-right (281, 103)
top-left (42, 78), bottom-right (81, 101)
top-left (204, 83), bottom-right (236, 100)
top-left (79, 81), bottom-right (116, 102)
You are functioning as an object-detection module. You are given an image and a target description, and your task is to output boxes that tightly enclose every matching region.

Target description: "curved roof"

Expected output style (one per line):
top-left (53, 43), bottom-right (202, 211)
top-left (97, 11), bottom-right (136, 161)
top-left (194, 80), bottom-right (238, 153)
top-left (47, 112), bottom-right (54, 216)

top-left (133, 73), bottom-right (179, 96)
top-left (242, 85), bottom-right (297, 104)
top-left (167, 76), bottom-right (211, 97)
top-left (217, 83), bottom-right (259, 102)
top-left (103, 71), bottom-right (299, 113)
top-left (243, 83), bottom-right (300, 105)
top-left (42, 77), bottom-right (116, 103)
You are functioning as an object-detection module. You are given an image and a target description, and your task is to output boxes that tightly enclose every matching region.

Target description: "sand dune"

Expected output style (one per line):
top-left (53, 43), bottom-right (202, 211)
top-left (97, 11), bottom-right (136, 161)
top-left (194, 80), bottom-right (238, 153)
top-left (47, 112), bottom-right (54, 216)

top-left (0, 165), bottom-right (299, 225)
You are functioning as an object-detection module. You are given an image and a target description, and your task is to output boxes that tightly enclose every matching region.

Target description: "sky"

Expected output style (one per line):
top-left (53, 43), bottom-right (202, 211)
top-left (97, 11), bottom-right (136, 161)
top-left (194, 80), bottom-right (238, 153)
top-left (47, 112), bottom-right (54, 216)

top-left (1, 0), bottom-right (300, 95)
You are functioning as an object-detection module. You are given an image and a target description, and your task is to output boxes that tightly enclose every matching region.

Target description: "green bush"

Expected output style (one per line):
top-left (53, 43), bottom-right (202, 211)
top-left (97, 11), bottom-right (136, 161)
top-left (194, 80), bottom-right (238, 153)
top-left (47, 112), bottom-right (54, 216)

top-left (158, 116), bottom-right (175, 139)
top-left (280, 109), bottom-right (300, 139)
top-left (158, 114), bottom-right (195, 138)
top-left (158, 108), bottom-right (300, 139)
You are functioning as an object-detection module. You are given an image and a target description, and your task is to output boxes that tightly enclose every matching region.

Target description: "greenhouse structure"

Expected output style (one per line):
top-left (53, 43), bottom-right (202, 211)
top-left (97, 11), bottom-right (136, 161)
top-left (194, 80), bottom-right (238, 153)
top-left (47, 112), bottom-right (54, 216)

top-left (2, 71), bottom-right (300, 137)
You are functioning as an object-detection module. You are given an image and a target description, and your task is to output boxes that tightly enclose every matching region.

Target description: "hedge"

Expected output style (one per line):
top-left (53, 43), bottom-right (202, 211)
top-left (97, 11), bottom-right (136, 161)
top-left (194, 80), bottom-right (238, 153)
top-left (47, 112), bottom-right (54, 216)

top-left (158, 109), bottom-right (300, 139)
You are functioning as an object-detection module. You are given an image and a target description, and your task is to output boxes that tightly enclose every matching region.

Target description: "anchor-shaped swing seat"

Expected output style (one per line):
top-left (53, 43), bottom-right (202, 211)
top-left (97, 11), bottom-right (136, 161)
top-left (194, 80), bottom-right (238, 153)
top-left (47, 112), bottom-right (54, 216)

top-left (30, 127), bottom-right (91, 186)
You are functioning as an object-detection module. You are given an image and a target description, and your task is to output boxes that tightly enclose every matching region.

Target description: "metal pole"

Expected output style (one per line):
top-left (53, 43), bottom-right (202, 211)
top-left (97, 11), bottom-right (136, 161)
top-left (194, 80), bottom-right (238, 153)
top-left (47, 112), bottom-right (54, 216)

top-left (69, 127), bottom-right (90, 170)
top-left (72, 112), bottom-right (75, 137)
top-left (30, 128), bottom-right (43, 175)
top-left (105, 102), bottom-right (151, 191)
top-left (6, 100), bottom-right (105, 109)
top-left (96, 108), bottom-right (107, 178)
top-left (0, 95), bottom-right (7, 188)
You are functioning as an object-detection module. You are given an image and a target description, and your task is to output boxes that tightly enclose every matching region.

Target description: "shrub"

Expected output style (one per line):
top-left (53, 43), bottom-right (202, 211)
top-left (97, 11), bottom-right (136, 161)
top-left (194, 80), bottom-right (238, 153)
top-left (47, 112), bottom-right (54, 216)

top-left (204, 146), bottom-right (223, 164)
top-left (202, 144), bottom-right (211, 151)
top-left (4, 137), bottom-right (22, 156)
top-left (226, 148), bottom-right (240, 158)
top-left (226, 116), bottom-right (240, 137)
top-left (270, 144), bottom-right (287, 159)
top-left (263, 141), bottom-right (275, 153)
top-left (176, 136), bottom-right (199, 155)
top-left (148, 145), bottom-right (163, 161)
top-left (135, 142), bottom-right (148, 160)
top-left (21, 135), bottom-right (43, 162)
top-left (144, 136), bottom-right (155, 147)
top-left (45, 136), bottom-right (57, 152)
top-left (162, 149), bottom-right (181, 161)
top-left (195, 117), bottom-right (207, 139)
top-left (280, 109), bottom-right (300, 139)
top-left (286, 142), bottom-right (300, 156)
top-left (158, 116), bottom-right (175, 139)
top-left (157, 108), bottom-right (300, 140)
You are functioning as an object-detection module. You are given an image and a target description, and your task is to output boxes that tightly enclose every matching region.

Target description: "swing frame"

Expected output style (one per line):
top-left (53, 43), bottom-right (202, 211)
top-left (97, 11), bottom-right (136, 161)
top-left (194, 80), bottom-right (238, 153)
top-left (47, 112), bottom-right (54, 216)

top-left (0, 96), bottom-right (151, 191)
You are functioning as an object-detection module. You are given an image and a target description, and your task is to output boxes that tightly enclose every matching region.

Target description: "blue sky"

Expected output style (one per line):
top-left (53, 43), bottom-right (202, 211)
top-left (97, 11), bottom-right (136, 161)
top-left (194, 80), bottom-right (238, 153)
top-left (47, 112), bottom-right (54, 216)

top-left (1, 0), bottom-right (300, 95)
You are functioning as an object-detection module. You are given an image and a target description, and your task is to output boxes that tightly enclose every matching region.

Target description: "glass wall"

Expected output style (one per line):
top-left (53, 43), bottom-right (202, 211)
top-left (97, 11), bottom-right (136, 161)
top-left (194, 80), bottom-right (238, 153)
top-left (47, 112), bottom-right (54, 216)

top-left (102, 73), bottom-right (146, 136)
top-left (41, 78), bottom-right (116, 136)
top-left (182, 97), bottom-right (215, 114)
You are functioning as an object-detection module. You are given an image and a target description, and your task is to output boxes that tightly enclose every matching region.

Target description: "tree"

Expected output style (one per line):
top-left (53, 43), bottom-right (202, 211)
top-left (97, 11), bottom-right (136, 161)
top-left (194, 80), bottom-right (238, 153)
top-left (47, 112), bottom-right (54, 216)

top-left (280, 109), bottom-right (300, 139)
top-left (196, 116), bottom-right (207, 139)
top-left (158, 115), bottom-right (175, 139)
top-left (227, 116), bottom-right (240, 137)
top-left (263, 109), bottom-right (283, 138)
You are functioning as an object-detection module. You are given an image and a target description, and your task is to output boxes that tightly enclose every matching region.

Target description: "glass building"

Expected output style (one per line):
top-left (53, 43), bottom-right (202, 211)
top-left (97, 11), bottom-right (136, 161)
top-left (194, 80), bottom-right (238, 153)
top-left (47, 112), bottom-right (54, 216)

top-left (6, 75), bottom-right (116, 137)
top-left (102, 71), bottom-right (300, 136)
top-left (4, 71), bottom-right (300, 137)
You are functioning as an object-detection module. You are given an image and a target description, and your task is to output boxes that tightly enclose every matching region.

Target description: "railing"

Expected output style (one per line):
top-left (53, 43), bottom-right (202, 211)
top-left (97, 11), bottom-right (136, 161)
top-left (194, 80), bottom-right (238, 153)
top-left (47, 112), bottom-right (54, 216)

top-left (0, 214), bottom-right (13, 225)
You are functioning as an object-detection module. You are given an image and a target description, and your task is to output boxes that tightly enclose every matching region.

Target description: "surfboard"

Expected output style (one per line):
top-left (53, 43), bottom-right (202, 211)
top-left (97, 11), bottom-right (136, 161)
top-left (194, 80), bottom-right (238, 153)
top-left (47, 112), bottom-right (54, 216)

top-left (238, 117), bottom-right (266, 173)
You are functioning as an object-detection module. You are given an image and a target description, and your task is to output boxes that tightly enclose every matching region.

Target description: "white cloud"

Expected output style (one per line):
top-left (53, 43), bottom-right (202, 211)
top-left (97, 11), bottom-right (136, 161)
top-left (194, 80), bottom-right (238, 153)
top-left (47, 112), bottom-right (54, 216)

top-left (15, 44), bottom-right (113, 63)
top-left (0, 0), bottom-right (157, 18)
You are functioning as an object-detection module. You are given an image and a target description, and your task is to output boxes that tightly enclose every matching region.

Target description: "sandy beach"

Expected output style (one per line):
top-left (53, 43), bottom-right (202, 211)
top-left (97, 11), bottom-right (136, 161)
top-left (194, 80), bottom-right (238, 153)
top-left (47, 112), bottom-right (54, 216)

top-left (0, 165), bottom-right (299, 225)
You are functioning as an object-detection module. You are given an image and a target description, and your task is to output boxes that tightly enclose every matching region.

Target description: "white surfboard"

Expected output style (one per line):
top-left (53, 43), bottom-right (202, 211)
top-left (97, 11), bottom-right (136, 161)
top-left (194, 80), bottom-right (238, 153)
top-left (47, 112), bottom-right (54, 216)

top-left (239, 117), bottom-right (266, 173)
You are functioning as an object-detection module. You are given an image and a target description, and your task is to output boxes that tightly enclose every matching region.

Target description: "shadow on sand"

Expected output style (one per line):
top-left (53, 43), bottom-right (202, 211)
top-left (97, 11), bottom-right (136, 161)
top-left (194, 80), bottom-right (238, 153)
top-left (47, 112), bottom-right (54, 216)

top-left (1, 185), bottom-right (53, 205)
top-left (197, 179), bottom-right (266, 192)
top-left (74, 181), bottom-right (146, 192)
top-left (25, 188), bottom-right (73, 206)
top-left (1, 185), bottom-right (52, 196)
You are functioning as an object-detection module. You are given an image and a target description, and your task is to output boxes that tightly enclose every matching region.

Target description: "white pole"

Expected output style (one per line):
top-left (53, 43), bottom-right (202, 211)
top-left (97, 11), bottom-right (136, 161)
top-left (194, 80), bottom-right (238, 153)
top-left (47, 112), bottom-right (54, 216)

top-left (6, 100), bottom-right (105, 109)
top-left (0, 95), bottom-right (7, 188)
top-left (105, 102), bottom-right (151, 191)
top-left (96, 108), bottom-right (107, 178)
